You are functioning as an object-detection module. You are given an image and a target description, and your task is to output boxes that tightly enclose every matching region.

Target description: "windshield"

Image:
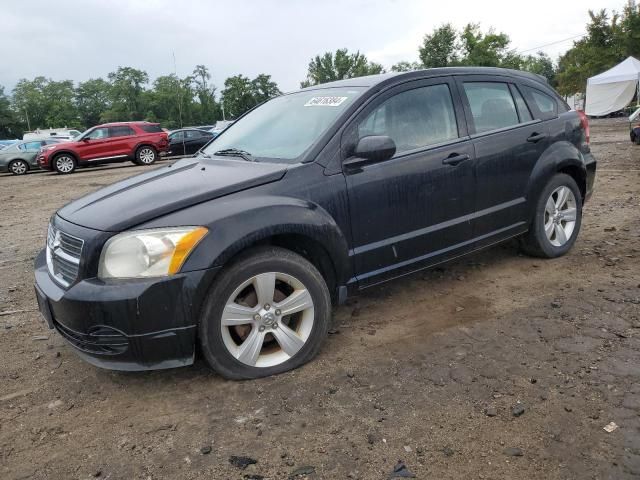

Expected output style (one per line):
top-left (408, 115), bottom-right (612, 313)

top-left (203, 87), bottom-right (363, 162)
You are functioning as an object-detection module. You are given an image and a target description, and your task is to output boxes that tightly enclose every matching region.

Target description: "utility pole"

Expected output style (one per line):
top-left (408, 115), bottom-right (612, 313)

top-left (221, 100), bottom-right (226, 121)
top-left (24, 107), bottom-right (31, 131)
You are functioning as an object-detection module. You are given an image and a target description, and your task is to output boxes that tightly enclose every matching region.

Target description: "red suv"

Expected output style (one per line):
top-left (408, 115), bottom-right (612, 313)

top-left (38, 122), bottom-right (169, 174)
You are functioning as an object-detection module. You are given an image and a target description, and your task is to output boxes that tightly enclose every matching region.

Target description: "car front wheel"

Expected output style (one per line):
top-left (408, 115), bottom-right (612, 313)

top-left (53, 154), bottom-right (76, 174)
top-left (520, 173), bottom-right (583, 258)
top-left (9, 160), bottom-right (29, 175)
top-left (198, 246), bottom-right (331, 379)
top-left (135, 146), bottom-right (157, 165)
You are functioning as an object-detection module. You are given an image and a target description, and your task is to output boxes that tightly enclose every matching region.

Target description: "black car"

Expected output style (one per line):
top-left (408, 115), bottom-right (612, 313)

top-left (167, 128), bottom-right (214, 156)
top-left (34, 67), bottom-right (596, 379)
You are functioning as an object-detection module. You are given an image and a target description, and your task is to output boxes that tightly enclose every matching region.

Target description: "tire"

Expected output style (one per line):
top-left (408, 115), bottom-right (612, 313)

top-left (135, 146), bottom-right (157, 165)
top-left (199, 246), bottom-right (331, 380)
top-left (53, 154), bottom-right (76, 174)
top-left (520, 173), bottom-right (582, 258)
top-left (8, 160), bottom-right (29, 175)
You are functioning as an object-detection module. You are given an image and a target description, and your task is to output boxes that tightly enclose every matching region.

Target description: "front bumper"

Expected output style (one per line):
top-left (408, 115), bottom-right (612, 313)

top-left (37, 153), bottom-right (53, 170)
top-left (34, 249), bottom-right (219, 371)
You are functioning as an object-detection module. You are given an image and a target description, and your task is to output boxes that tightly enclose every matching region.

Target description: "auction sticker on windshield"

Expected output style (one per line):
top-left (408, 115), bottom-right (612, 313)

top-left (304, 96), bottom-right (348, 107)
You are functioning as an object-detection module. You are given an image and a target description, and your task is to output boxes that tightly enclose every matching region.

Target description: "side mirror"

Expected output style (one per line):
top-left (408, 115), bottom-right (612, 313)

top-left (82, 137), bottom-right (90, 142)
top-left (344, 135), bottom-right (396, 171)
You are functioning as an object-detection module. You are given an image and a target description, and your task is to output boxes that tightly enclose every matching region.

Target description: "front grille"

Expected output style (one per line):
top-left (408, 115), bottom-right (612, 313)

top-left (54, 320), bottom-right (128, 355)
top-left (46, 223), bottom-right (84, 287)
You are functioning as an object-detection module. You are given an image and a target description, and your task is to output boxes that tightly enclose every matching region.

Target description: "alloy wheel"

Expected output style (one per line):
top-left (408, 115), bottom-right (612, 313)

top-left (138, 148), bottom-right (155, 164)
top-left (10, 161), bottom-right (27, 175)
top-left (56, 156), bottom-right (75, 173)
top-left (220, 272), bottom-right (315, 368)
top-left (544, 186), bottom-right (577, 247)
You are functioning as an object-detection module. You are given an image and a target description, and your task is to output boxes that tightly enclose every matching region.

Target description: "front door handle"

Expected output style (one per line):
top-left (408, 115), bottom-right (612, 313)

top-left (527, 132), bottom-right (548, 143)
top-left (442, 153), bottom-right (470, 166)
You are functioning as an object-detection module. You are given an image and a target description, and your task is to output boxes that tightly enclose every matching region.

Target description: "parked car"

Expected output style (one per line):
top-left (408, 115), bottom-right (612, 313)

top-left (37, 122), bottom-right (169, 174)
top-left (0, 139), bottom-right (64, 175)
top-left (167, 128), bottom-right (214, 156)
top-left (209, 120), bottom-right (235, 135)
top-left (24, 128), bottom-right (82, 141)
top-left (34, 67), bottom-right (596, 379)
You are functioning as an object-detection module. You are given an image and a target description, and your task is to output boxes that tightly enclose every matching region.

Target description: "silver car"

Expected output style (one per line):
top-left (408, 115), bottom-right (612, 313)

top-left (0, 139), bottom-right (63, 175)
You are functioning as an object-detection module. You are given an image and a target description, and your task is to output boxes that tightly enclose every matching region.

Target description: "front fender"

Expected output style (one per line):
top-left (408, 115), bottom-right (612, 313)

top-left (165, 195), bottom-right (352, 286)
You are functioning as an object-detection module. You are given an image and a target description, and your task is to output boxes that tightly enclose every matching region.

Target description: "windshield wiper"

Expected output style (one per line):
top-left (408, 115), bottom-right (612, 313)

top-left (213, 148), bottom-right (256, 162)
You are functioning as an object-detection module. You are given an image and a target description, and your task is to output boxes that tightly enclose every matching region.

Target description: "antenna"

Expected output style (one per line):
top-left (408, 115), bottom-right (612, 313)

top-left (173, 51), bottom-right (184, 130)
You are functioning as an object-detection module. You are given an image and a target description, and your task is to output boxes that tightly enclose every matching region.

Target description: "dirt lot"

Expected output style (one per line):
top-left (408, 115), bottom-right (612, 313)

top-left (0, 119), bottom-right (639, 480)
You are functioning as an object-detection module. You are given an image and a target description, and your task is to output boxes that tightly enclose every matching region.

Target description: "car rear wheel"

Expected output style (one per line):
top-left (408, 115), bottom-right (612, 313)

top-left (520, 173), bottom-right (582, 258)
top-left (9, 160), bottom-right (29, 175)
top-left (135, 146), bottom-right (157, 165)
top-left (198, 246), bottom-right (331, 380)
top-left (53, 154), bottom-right (76, 174)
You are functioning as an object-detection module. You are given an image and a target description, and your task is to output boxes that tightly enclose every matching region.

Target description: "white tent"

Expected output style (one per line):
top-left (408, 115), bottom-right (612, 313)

top-left (585, 56), bottom-right (640, 116)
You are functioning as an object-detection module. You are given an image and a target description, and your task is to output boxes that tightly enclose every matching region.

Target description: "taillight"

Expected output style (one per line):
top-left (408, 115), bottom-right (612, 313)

top-left (577, 110), bottom-right (590, 145)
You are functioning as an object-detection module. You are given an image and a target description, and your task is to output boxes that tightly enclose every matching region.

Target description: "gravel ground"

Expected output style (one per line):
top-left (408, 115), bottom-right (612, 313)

top-left (0, 119), bottom-right (639, 480)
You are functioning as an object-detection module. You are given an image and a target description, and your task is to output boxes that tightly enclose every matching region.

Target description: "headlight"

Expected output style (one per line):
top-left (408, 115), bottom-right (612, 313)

top-left (98, 227), bottom-right (208, 279)
top-left (42, 145), bottom-right (57, 151)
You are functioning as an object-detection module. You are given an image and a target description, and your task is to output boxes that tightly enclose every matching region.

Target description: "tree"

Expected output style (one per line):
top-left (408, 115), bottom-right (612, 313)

top-left (105, 67), bottom-right (149, 120)
top-left (620, 0), bottom-right (640, 58)
top-left (0, 86), bottom-right (20, 139)
top-left (458, 24), bottom-right (512, 67)
top-left (251, 74), bottom-right (281, 104)
top-left (76, 79), bottom-right (111, 128)
top-left (221, 75), bottom-right (256, 118)
top-left (300, 49), bottom-right (384, 87)
top-left (419, 24), bottom-right (458, 68)
top-left (521, 52), bottom-right (556, 84)
top-left (42, 80), bottom-right (79, 128)
top-left (391, 61), bottom-right (421, 72)
top-left (147, 74), bottom-right (197, 128)
top-left (221, 74), bottom-right (282, 118)
top-left (556, 8), bottom-right (628, 96)
top-left (12, 77), bottom-right (49, 130)
top-left (192, 65), bottom-right (220, 123)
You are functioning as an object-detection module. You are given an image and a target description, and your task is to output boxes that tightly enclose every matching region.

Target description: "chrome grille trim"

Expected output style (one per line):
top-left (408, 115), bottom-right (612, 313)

top-left (46, 223), bottom-right (84, 287)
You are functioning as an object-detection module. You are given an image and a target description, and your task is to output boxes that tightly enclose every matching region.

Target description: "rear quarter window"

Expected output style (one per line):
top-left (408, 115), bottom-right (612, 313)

top-left (521, 86), bottom-right (558, 119)
top-left (140, 124), bottom-right (163, 133)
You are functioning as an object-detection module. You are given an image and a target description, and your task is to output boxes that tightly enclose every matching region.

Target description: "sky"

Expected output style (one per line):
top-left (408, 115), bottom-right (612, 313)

top-left (0, 0), bottom-right (626, 94)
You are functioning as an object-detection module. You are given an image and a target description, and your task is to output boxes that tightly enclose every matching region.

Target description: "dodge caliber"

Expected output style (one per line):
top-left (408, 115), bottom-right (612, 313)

top-left (34, 68), bottom-right (596, 379)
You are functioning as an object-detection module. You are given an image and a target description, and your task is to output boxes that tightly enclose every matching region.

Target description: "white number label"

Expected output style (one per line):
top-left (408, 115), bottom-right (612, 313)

top-left (304, 96), bottom-right (348, 107)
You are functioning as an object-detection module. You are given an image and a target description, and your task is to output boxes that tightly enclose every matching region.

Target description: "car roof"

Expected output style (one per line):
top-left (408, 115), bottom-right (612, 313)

top-left (299, 67), bottom-right (549, 91)
top-left (98, 121), bottom-right (160, 127)
top-left (170, 128), bottom-right (212, 133)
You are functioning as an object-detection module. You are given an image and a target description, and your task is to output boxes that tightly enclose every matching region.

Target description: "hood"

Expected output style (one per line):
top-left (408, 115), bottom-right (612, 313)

top-left (57, 157), bottom-right (288, 231)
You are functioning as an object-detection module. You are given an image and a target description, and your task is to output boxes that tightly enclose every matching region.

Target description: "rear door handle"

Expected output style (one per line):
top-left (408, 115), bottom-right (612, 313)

top-left (442, 153), bottom-right (470, 166)
top-left (527, 132), bottom-right (548, 143)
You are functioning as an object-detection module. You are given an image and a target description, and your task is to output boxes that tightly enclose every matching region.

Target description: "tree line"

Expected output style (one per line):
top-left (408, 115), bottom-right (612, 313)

top-left (1, 1), bottom-right (639, 139)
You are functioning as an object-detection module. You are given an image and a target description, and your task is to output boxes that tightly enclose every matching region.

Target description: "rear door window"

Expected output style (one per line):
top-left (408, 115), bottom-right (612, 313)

top-left (510, 85), bottom-right (533, 122)
top-left (462, 82), bottom-right (520, 133)
top-left (24, 141), bottom-right (43, 151)
top-left (110, 126), bottom-right (135, 137)
top-left (357, 83), bottom-right (459, 154)
top-left (185, 130), bottom-right (202, 139)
